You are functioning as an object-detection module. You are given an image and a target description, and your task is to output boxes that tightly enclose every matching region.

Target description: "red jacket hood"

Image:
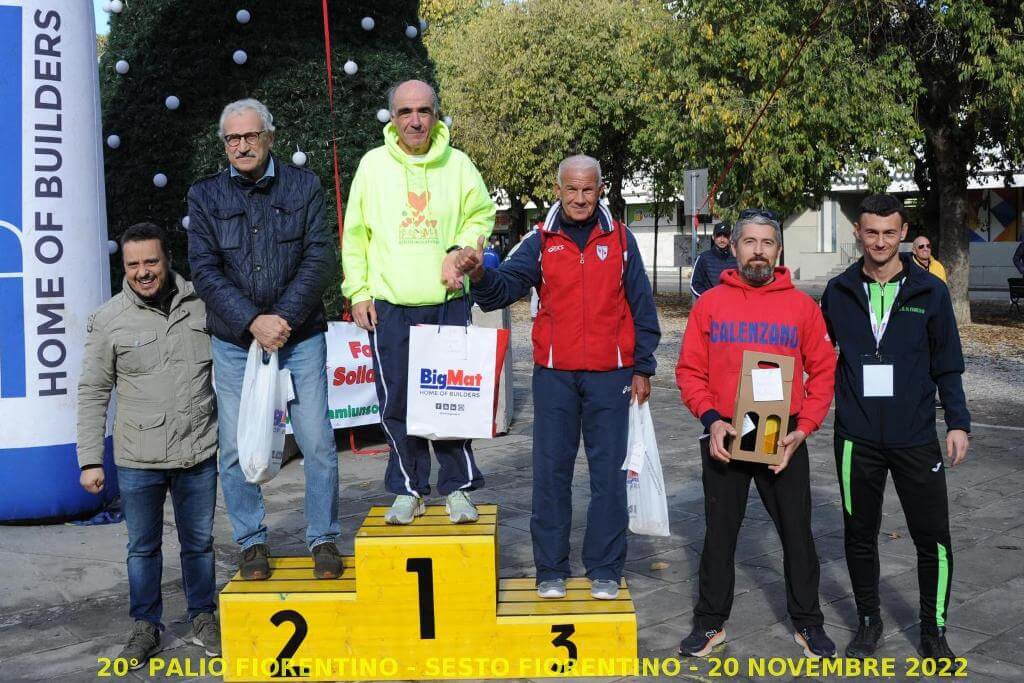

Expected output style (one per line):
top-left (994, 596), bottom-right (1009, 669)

top-left (719, 266), bottom-right (794, 293)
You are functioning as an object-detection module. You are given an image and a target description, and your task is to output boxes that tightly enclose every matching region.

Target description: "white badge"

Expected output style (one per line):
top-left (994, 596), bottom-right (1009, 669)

top-left (751, 368), bottom-right (784, 402)
top-left (863, 364), bottom-right (894, 397)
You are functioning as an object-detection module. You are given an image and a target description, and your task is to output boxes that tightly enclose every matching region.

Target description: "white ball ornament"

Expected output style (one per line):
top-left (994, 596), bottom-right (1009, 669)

top-left (236, 9), bottom-right (251, 24)
top-left (106, 134), bottom-right (121, 149)
top-left (164, 95), bottom-right (180, 110)
top-left (405, 25), bottom-right (418, 39)
top-left (181, 216), bottom-right (191, 229)
top-left (361, 17), bottom-right (375, 31)
top-left (291, 150), bottom-right (307, 167)
top-left (115, 59), bottom-right (129, 74)
top-left (107, 240), bottom-right (119, 255)
top-left (233, 50), bottom-right (248, 65)
top-left (419, 18), bottom-right (428, 33)
top-left (443, 115), bottom-right (453, 128)
top-left (101, 1), bottom-right (112, 13)
top-left (343, 60), bottom-right (358, 76)
top-left (109, 1), bottom-right (124, 14)
top-left (153, 173), bottom-right (168, 188)
top-left (376, 109), bottom-right (391, 123)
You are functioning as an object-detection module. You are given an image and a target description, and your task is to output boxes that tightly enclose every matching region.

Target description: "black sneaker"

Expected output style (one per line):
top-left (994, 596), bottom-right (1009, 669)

top-left (920, 627), bottom-right (956, 660)
top-left (794, 624), bottom-right (837, 658)
top-left (191, 612), bottom-right (221, 657)
top-left (239, 543), bottom-right (271, 580)
top-left (677, 625), bottom-right (726, 657)
top-left (845, 614), bottom-right (884, 658)
top-left (312, 542), bottom-right (343, 579)
top-left (117, 620), bottom-right (160, 670)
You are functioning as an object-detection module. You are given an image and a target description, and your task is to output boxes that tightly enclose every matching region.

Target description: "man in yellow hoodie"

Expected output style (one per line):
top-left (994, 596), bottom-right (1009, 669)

top-left (342, 80), bottom-right (496, 525)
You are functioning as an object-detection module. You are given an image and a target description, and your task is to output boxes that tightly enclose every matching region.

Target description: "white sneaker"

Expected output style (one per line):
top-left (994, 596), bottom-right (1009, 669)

top-left (591, 579), bottom-right (620, 600)
top-left (445, 490), bottom-right (479, 524)
top-left (384, 495), bottom-right (425, 525)
top-left (537, 579), bottom-right (567, 599)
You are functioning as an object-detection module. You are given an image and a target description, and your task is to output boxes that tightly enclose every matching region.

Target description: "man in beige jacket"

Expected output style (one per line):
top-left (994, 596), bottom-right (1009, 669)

top-left (77, 223), bottom-right (219, 669)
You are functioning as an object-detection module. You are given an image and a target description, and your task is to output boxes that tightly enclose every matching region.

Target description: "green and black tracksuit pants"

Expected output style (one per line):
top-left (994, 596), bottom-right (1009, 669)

top-left (835, 435), bottom-right (953, 634)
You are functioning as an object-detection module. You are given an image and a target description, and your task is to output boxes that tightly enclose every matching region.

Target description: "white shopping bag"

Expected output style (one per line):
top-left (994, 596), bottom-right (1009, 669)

top-left (622, 401), bottom-right (671, 536)
top-left (238, 341), bottom-right (295, 484)
top-left (406, 323), bottom-right (510, 440)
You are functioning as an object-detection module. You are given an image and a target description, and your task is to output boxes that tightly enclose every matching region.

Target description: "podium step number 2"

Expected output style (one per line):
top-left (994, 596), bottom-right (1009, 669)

top-left (220, 505), bottom-right (637, 680)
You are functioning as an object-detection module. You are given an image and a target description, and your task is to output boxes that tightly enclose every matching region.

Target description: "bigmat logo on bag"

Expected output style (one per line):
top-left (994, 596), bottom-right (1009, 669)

top-left (0, 1), bottom-right (113, 521)
top-left (419, 368), bottom-right (484, 393)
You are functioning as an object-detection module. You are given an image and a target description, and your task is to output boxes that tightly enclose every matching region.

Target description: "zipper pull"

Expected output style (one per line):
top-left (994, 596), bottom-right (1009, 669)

top-left (580, 254), bottom-right (584, 264)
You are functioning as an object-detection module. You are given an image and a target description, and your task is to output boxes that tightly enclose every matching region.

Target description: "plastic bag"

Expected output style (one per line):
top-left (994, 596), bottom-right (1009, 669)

top-left (237, 341), bottom-right (294, 484)
top-left (621, 401), bottom-right (670, 536)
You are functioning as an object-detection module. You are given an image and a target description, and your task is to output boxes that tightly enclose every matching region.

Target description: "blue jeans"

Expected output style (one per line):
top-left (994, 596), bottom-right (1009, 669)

top-left (118, 457), bottom-right (218, 626)
top-left (213, 333), bottom-right (340, 550)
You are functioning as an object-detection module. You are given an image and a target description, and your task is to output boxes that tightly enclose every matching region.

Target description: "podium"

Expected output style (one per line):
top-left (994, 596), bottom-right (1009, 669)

top-left (220, 505), bottom-right (637, 680)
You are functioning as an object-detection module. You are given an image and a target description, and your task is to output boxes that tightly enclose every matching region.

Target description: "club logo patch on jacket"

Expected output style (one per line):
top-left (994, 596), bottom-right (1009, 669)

top-left (399, 191), bottom-right (439, 244)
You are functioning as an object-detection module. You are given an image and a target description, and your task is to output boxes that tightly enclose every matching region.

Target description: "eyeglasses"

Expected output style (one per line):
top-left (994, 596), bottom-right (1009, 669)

top-left (739, 208), bottom-right (780, 222)
top-left (914, 244), bottom-right (931, 250)
top-left (223, 130), bottom-right (266, 148)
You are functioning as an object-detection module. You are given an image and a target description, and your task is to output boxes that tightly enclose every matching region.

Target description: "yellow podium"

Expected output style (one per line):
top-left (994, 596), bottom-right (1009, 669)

top-left (220, 505), bottom-right (637, 680)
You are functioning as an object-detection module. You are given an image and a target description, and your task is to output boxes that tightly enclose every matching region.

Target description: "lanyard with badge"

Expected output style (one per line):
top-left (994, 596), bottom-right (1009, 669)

top-left (861, 279), bottom-right (901, 398)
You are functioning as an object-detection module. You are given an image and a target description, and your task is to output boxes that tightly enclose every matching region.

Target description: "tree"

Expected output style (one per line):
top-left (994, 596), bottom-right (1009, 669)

top-left (427, 0), bottom-right (672, 221)
top-left (100, 0), bottom-right (435, 315)
top-left (860, 1), bottom-right (1024, 324)
top-left (646, 0), bottom-right (1024, 324)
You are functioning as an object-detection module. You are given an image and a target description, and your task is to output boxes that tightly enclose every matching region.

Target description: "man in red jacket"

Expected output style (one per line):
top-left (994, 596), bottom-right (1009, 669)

top-left (676, 209), bottom-right (838, 659)
top-left (460, 155), bottom-right (661, 601)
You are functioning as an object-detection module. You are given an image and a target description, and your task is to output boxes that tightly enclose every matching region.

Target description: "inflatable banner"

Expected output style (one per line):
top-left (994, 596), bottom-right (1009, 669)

top-left (0, 1), bottom-right (116, 521)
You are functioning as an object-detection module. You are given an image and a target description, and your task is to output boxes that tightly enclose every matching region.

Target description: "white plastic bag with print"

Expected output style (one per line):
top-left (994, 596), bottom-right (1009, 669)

top-left (238, 341), bottom-right (295, 484)
top-left (622, 401), bottom-right (670, 536)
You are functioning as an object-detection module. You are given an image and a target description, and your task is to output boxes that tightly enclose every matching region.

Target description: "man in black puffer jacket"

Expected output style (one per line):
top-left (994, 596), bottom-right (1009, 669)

top-left (690, 222), bottom-right (737, 299)
top-left (187, 98), bottom-right (342, 582)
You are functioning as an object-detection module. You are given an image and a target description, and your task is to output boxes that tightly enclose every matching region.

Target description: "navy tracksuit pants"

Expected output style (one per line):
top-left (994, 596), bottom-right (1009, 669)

top-left (531, 365), bottom-right (633, 583)
top-left (368, 298), bottom-right (484, 497)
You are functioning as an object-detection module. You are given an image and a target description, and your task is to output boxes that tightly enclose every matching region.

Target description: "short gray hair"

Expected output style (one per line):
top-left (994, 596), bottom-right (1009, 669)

top-left (557, 154), bottom-right (602, 185)
top-left (218, 98), bottom-right (276, 138)
top-left (731, 214), bottom-right (783, 246)
top-left (387, 80), bottom-right (440, 116)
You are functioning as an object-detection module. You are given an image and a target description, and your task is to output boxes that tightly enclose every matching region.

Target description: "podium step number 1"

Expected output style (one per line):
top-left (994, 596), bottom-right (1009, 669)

top-left (220, 505), bottom-right (637, 680)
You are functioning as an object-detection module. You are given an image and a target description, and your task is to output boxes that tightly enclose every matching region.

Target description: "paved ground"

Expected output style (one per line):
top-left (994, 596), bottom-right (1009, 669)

top-left (1, 301), bottom-right (1022, 682)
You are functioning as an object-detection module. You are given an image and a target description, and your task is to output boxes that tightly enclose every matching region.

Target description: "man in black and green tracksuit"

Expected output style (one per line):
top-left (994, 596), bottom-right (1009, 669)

top-left (820, 194), bottom-right (970, 661)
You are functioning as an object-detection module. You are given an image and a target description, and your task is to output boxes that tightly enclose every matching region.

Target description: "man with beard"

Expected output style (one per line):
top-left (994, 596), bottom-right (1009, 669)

top-left (820, 194), bottom-right (969, 661)
top-left (675, 209), bottom-right (838, 659)
top-left (77, 223), bottom-right (220, 667)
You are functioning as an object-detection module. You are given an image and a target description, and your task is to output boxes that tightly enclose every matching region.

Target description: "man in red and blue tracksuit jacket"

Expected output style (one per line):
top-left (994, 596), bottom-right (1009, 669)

top-left (469, 191), bottom-right (660, 598)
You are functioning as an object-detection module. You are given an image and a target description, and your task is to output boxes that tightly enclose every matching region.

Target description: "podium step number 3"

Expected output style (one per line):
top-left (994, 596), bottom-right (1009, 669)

top-left (220, 505), bottom-right (637, 680)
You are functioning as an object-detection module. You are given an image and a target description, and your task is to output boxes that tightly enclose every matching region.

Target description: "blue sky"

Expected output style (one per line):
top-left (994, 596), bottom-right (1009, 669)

top-left (93, 1), bottom-right (109, 35)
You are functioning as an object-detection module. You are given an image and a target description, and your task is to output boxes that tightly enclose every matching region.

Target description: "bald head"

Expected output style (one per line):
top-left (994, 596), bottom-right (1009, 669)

top-left (912, 235), bottom-right (933, 264)
top-left (388, 80), bottom-right (439, 117)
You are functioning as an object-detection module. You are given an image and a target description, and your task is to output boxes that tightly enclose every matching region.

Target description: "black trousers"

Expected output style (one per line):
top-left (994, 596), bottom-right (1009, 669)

top-left (368, 298), bottom-right (484, 497)
top-left (835, 435), bottom-right (952, 632)
top-left (695, 422), bottom-right (823, 630)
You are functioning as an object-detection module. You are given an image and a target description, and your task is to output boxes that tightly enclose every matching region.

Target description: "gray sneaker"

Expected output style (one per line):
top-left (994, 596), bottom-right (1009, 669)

top-left (117, 620), bottom-right (160, 670)
top-left (537, 579), bottom-right (567, 599)
top-left (191, 612), bottom-right (221, 657)
top-left (591, 579), bottom-right (620, 600)
top-left (385, 495), bottom-right (425, 525)
top-left (445, 490), bottom-right (479, 523)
